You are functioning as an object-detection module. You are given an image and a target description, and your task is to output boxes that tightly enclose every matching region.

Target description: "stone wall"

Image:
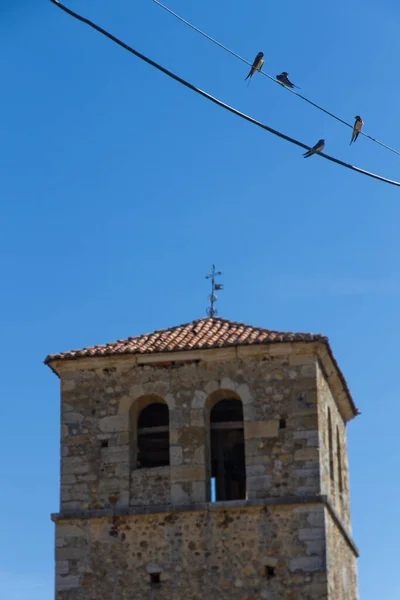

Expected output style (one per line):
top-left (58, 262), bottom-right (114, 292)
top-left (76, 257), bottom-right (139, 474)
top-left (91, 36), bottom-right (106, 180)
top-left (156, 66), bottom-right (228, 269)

top-left (55, 502), bottom-right (330, 600)
top-left (317, 364), bottom-right (351, 530)
top-left (59, 346), bottom-right (323, 511)
top-left (325, 511), bottom-right (358, 599)
top-left (54, 343), bottom-right (358, 600)
top-left (130, 467), bottom-right (170, 507)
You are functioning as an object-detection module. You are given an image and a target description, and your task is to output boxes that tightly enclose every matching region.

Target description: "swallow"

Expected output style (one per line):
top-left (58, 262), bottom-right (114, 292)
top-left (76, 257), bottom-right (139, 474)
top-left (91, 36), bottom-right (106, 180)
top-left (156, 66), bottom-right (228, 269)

top-left (350, 115), bottom-right (363, 145)
top-left (276, 72), bottom-right (300, 89)
top-left (244, 52), bottom-right (264, 82)
top-left (303, 139), bottom-right (325, 158)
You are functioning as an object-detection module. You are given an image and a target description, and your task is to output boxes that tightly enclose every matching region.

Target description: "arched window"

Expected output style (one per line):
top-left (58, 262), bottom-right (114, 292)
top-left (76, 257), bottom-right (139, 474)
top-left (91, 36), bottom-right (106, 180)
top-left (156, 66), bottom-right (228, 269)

top-left (327, 408), bottom-right (335, 484)
top-left (137, 402), bottom-right (169, 469)
top-left (337, 426), bottom-right (343, 495)
top-left (210, 398), bottom-right (246, 501)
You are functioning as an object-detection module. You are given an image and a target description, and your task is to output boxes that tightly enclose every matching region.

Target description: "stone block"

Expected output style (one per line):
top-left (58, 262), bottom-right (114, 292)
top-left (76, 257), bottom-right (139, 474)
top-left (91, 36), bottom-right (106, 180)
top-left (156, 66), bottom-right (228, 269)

top-left (204, 380), bottom-right (219, 395)
top-left (246, 475), bottom-right (272, 491)
top-left (62, 457), bottom-right (89, 475)
top-left (296, 485), bottom-right (319, 495)
top-left (148, 380), bottom-right (169, 397)
top-left (295, 467), bottom-right (320, 478)
top-left (56, 561), bottom-right (69, 575)
top-left (190, 409), bottom-right (204, 427)
top-left (101, 446), bottom-right (129, 464)
top-left (305, 540), bottom-right (325, 555)
top-left (289, 556), bottom-right (324, 572)
top-left (294, 448), bottom-right (319, 461)
top-left (116, 491), bottom-right (130, 508)
top-left (56, 547), bottom-right (90, 560)
top-left (56, 575), bottom-right (81, 591)
top-left (61, 483), bottom-right (89, 502)
top-left (298, 528), bottom-right (325, 541)
top-left (63, 412), bottom-right (84, 424)
top-left (170, 445), bottom-right (183, 466)
top-left (170, 409), bottom-right (185, 429)
top-left (245, 420), bottom-right (279, 439)
top-left (290, 353), bottom-right (315, 366)
top-left (60, 501), bottom-right (82, 510)
top-left (220, 377), bottom-right (236, 391)
top-left (171, 465), bottom-right (204, 483)
top-left (237, 383), bottom-right (253, 405)
top-left (56, 525), bottom-right (85, 540)
top-left (191, 390), bottom-right (207, 409)
top-left (293, 430), bottom-right (319, 441)
top-left (146, 563), bottom-right (163, 574)
top-left (128, 384), bottom-right (145, 400)
top-left (191, 480), bottom-right (206, 502)
top-left (98, 415), bottom-right (128, 433)
top-left (246, 464), bottom-right (266, 477)
top-left (164, 393), bottom-right (176, 409)
top-left (301, 364), bottom-right (316, 378)
top-left (306, 510), bottom-right (325, 528)
top-left (169, 428), bottom-right (179, 444)
top-left (192, 445), bottom-right (205, 466)
top-left (62, 380), bottom-right (76, 392)
top-left (171, 483), bottom-right (190, 504)
top-left (117, 431), bottom-right (130, 445)
top-left (115, 463), bottom-right (131, 478)
top-left (62, 474), bottom-right (77, 485)
top-left (77, 473), bottom-right (97, 483)
top-left (246, 455), bottom-right (271, 466)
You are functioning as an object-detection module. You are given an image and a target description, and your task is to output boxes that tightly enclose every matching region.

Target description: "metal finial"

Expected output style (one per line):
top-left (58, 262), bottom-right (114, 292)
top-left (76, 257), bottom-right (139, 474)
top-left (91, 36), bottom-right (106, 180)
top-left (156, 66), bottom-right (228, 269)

top-left (205, 264), bottom-right (223, 317)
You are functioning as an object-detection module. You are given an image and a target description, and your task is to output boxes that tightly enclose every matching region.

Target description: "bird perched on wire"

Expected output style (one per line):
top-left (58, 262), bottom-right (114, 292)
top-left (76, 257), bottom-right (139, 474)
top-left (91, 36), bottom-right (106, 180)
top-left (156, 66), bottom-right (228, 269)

top-left (276, 72), bottom-right (300, 89)
top-left (350, 116), bottom-right (363, 145)
top-left (303, 139), bottom-right (325, 158)
top-left (244, 52), bottom-right (264, 82)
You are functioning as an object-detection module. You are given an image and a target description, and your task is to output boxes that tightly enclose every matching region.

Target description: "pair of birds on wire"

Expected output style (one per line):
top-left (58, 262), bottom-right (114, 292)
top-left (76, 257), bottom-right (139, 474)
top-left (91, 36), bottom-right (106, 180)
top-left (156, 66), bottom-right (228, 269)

top-left (245, 51), bottom-right (364, 157)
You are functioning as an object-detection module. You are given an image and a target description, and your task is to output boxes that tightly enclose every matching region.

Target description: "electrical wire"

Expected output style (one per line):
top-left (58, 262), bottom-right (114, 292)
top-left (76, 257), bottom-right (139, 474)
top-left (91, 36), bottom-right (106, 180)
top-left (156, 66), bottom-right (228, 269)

top-left (48, 0), bottom-right (400, 188)
top-left (153, 0), bottom-right (400, 158)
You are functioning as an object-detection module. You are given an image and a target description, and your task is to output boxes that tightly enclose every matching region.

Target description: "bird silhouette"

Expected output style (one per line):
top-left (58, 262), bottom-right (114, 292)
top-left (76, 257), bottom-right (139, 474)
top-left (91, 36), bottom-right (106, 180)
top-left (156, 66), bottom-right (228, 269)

top-left (276, 72), bottom-right (300, 89)
top-left (245, 52), bottom-right (264, 83)
top-left (303, 139), bottom-right (325, 158)
top-left (350, 116), bottom-right (363, 145)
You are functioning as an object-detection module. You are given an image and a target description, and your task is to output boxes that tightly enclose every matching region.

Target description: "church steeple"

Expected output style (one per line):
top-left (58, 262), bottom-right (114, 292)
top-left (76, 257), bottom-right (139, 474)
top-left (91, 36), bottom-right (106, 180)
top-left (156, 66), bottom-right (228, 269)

top-left (48, 317), bottom-right (359, 599)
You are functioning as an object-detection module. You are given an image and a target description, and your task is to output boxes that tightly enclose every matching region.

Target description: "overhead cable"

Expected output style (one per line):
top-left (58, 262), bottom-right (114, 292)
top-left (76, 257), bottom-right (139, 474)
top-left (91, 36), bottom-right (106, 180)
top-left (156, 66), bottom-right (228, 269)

top-left (48, 0), bottom-right (400, 188)
top-left (153, 0), bottom-right (400, 158)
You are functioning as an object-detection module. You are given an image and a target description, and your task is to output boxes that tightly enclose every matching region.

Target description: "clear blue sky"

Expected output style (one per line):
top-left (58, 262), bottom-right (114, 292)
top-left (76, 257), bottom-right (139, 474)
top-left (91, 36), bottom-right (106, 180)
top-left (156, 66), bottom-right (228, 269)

top-left (1, 1), bottom-right (399, 598)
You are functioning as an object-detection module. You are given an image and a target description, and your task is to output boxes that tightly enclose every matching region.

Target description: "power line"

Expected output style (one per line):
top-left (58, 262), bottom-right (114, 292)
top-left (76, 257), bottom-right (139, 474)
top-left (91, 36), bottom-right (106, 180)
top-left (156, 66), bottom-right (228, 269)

top-left (48, 0), bottom-right (400, 188)
top-left (153, 0), bottom-right (400, 159)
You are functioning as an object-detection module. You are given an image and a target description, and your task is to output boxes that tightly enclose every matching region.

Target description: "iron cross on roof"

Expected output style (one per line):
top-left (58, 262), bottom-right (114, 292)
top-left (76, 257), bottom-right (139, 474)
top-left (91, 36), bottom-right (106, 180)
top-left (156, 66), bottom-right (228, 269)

top-left (205, 264), bottom-right (223, 317)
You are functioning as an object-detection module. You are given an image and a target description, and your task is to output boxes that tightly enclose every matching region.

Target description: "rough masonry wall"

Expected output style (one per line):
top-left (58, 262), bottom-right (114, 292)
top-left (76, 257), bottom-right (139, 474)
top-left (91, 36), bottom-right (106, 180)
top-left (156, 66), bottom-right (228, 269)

top-left (59, 345), bottom-right (322, 512)
top-left (55, 503), bottom-right (329, 600)
top-left (317, 365), bottom-right (351, 530)
top-left (325, 510), bottom-right (358, 600)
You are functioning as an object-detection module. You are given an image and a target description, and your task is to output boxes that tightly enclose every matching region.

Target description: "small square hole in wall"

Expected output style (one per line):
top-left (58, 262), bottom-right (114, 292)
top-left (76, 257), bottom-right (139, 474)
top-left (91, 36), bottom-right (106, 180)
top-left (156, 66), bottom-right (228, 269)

top-left (265, 566), bottom-right (276, 580)
top-left (150, 573), bottom-right (161, 586)
top-left (101, 440), bottom-right (109, 448)
top-left (279, 418), bottom-right (286, 430)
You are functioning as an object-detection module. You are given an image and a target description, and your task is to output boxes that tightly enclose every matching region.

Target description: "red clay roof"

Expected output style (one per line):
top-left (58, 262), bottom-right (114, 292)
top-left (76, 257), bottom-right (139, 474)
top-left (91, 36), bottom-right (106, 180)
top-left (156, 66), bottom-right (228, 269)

top-left (44, 317), bottom-right (358, 416)
top-left (44, 317), bottom-right (327, 362)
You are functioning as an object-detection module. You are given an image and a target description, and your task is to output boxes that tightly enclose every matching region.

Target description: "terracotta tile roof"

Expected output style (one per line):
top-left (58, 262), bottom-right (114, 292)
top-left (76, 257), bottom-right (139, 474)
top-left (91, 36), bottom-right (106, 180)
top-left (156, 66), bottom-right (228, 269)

top-left (44, 317), bottom-right (358, 416)
top-left (45, 317), bottom-right (327, 362)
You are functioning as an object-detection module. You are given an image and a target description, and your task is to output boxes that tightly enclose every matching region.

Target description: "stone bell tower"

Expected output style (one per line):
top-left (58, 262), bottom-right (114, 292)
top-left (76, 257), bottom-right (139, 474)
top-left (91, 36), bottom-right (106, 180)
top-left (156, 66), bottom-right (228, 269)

top-left (46, 317), bottom-right (359, 599)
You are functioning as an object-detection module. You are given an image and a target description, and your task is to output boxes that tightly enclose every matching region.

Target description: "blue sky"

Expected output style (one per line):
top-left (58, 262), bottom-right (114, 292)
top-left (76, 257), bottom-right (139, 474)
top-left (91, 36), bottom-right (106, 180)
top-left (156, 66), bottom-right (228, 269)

top-left (1, 1), bottom-right (399, 598)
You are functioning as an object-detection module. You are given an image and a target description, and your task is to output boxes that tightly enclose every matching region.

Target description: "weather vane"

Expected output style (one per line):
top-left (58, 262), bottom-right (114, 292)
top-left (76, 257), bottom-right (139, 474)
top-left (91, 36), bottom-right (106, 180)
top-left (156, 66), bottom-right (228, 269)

top-left (205, 264), bottom-right (223, 317)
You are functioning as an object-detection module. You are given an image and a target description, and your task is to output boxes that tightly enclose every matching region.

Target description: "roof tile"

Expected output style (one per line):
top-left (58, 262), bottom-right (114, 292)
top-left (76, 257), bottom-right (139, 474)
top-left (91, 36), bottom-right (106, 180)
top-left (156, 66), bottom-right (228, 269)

top-left (44, 317), bottom-right (358, 415)
top-left (44, 317), bottom-right (327, 362)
